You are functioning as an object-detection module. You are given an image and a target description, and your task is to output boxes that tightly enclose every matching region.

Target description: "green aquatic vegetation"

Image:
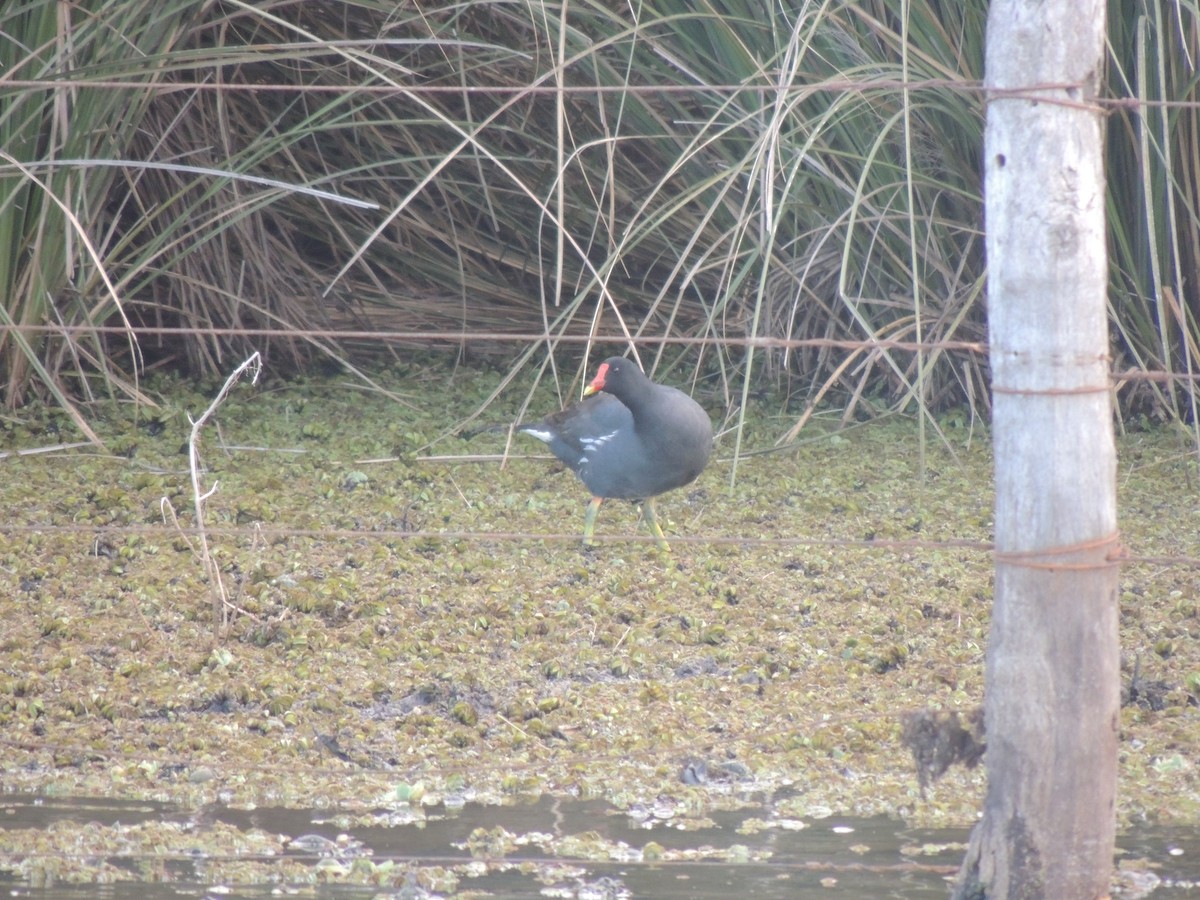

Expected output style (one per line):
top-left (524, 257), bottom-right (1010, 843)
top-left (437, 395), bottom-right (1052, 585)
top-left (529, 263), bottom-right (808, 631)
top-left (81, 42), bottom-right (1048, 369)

top-left (0, 357), bottom-right (1195, 884)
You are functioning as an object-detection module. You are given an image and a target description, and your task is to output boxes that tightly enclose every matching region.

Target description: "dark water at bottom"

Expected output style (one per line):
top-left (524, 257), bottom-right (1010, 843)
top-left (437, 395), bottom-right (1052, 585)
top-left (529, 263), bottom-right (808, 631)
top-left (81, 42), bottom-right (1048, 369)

top-left (0, 793), bottom-right (1193, 898)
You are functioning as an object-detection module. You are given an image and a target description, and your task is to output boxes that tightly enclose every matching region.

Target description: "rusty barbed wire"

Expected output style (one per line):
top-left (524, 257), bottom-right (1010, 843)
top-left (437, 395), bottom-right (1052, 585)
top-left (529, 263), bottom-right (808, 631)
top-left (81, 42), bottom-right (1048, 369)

top-left (0, 324), bottom-right (993, 352)
top-left (2, 75), bottom-right (1197, 110)
top-left (4, 323), bottom-right (1200, 387)
top-left (0, 520), bottom-right (1195, 569)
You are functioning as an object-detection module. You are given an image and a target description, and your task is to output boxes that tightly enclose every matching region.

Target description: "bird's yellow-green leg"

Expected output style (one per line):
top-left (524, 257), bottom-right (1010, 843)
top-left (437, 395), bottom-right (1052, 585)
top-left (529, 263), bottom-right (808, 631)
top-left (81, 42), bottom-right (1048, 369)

top-left (582, 497), bottom-right (604, 546)
top-left (642, 498), bottom-right (671, 551)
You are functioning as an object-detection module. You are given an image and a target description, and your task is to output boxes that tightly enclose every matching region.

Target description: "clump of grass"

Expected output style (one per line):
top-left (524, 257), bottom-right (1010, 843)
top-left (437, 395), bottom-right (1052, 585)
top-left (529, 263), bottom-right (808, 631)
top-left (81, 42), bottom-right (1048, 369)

top-left (0, 0), bottom-right (196, 425)
top-left (4, 0), bottom-right (1198, 446)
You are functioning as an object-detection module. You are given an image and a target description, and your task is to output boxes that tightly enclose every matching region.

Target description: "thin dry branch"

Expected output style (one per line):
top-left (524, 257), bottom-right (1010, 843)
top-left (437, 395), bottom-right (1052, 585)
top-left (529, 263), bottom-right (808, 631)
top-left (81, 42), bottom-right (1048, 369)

top-left (182, 352), bottom-right (262, 633)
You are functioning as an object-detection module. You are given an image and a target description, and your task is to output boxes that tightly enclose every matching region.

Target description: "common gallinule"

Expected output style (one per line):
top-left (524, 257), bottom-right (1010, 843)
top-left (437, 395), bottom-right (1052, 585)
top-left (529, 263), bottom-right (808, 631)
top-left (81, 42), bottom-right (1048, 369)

top-left (519, 356), bottom-right (712, 549)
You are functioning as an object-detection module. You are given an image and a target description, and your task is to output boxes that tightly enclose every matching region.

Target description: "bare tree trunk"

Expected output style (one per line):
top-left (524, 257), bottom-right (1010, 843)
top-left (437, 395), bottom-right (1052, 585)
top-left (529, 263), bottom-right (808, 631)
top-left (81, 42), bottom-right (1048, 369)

top-left (953, 0), bottom-right (1119, 897)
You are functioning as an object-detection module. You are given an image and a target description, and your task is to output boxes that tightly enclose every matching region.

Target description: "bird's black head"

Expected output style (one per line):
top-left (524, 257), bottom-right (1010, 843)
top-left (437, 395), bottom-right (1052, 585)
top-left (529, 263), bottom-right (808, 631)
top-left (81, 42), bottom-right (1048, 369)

top-left (583, 356), bottom-right (646, 399)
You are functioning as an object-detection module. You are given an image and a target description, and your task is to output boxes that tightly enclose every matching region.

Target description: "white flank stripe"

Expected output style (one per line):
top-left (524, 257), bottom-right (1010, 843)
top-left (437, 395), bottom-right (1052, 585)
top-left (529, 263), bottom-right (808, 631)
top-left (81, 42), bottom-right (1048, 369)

top-left (580, 431), bottom-right (617, 451)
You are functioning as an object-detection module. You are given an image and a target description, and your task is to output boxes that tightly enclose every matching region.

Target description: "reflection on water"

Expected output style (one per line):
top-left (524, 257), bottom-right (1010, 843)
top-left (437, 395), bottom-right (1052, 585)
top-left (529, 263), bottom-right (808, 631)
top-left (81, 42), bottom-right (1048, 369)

top-left (0, 793), bottom-right (1192, 898)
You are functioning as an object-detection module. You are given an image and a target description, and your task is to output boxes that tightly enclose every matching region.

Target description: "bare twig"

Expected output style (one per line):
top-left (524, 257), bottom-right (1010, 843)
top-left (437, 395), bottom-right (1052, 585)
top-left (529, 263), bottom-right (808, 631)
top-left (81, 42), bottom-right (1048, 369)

top-left (0, 442), bottom-right (92, 460)
top-left (184, 352), bottom-right (263, 633)
top-left (158, 497), bottom-right (196, 555)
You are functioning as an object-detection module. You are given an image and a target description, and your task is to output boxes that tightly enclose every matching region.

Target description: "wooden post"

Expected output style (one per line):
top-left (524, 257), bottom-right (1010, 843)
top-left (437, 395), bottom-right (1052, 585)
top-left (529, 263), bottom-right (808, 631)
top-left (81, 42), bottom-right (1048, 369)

top-left (954, 0), bottom-right (1120, 896)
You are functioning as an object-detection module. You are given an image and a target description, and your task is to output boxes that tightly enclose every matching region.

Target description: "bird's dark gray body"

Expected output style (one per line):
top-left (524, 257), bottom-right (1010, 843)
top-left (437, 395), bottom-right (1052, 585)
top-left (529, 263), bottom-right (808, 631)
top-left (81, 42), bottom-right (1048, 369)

top-left (518, 357), bottom-right (713, 547)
